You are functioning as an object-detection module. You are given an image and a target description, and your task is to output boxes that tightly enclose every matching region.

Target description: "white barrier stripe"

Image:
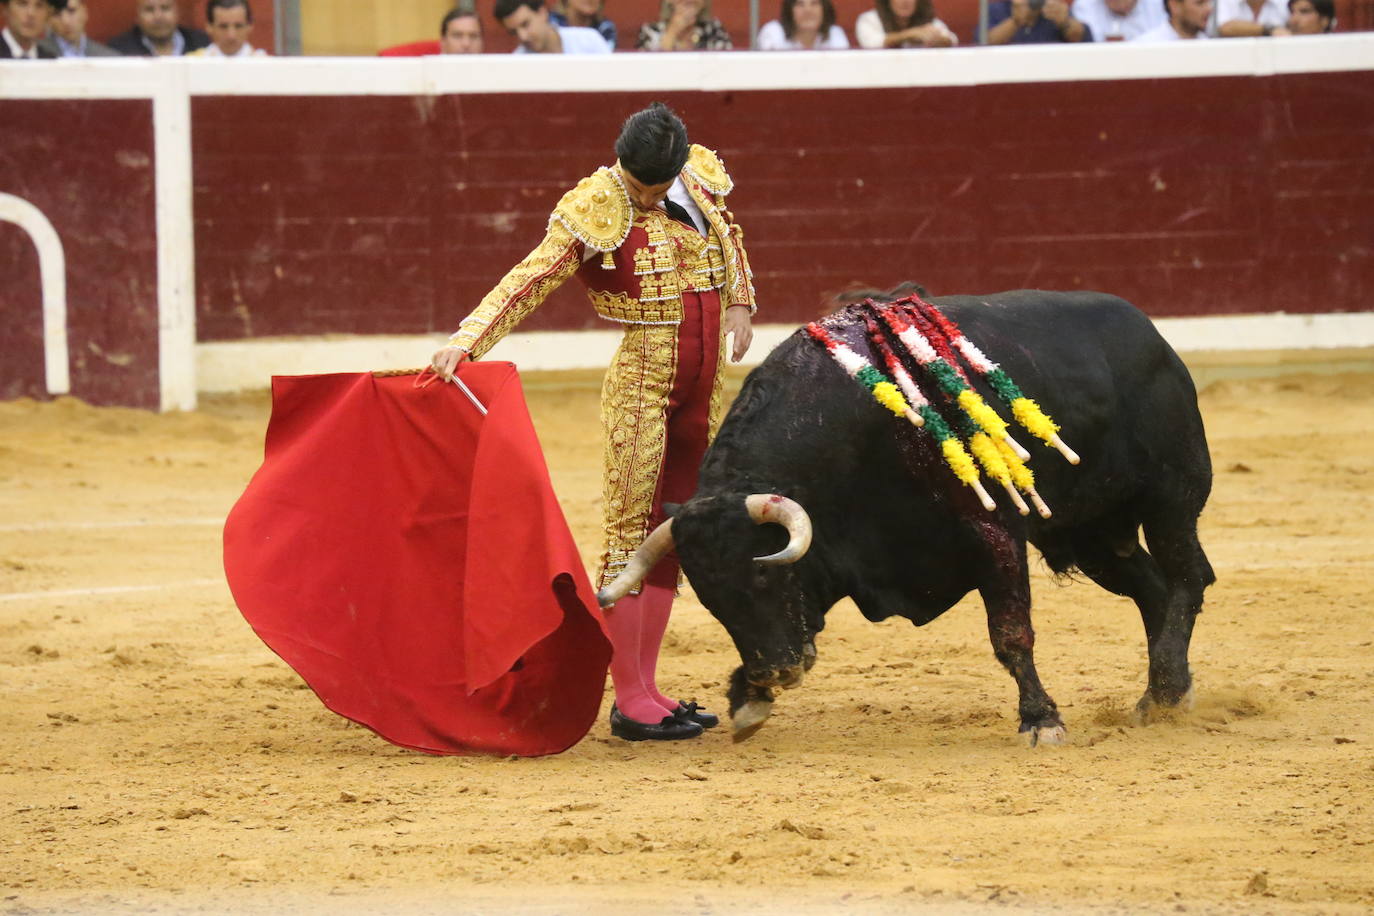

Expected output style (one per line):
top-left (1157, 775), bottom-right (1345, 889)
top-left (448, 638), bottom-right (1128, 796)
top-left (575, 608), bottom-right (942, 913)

top-left (153, 63), bottom-right (198, 412)
top-left (0, 518), bottom-right (223, 533)
top-left (0, 193), bottom-right (68, 395)
top-left (0, 579), bottom-right (223, 603)
top-left (0, 37), bottom-right (1371, 101)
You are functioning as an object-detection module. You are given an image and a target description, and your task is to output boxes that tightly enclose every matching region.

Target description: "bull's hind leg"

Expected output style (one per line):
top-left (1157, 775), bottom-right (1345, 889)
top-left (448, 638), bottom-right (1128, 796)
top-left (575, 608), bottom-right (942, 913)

top-left (1138, 514), bottom-right (1215, 717)
top-left (977, 537), bottom-right (1064, 746)
top-left (1068, 526), bottom-right (1175, 710)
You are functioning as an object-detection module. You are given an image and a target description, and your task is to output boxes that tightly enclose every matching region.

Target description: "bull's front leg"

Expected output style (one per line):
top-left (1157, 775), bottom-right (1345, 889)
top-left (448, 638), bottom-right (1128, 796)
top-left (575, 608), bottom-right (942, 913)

top-left (977, 539), bottom-right (1065, 746)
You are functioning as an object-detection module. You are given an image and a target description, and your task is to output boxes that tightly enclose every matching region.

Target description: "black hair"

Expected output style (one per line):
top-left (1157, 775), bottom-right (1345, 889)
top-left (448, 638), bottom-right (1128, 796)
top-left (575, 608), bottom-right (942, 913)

top-left (206, 0), bottom-right (251, 24)
top-left (441, 6), bottom-right (482, 34)
top-left (1287, 0), bottom-right (1335, 26)
top-left (614, 103), bottom-right (690, 186)
top-left (494, 0), bottom-right (541, 20)
top-left (875, 0), bottom-right (936, 30)
top-left (780, 0), bottom-right (836, 39)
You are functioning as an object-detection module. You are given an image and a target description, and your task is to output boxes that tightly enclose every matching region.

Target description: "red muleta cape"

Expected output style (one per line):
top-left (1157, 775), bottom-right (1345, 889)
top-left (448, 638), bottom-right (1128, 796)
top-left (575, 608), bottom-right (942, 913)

top-left (223, 364), bottom-right (611, 757)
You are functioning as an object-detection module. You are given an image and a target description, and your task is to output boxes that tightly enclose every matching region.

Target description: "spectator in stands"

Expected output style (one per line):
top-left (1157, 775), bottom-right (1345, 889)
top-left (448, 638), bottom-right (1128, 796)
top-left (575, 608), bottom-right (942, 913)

top-left (757, 0), bottom-right (850, 48)
top-left (39, 0), bottom-right (118, 56)
top-left (1210, 0), bottom-right (1290, 34)
top-left (496, 0), bottom-right (610, 52)
top-left (439, 7), bottom-right (484, 52)
top-left (1, 0), bottom-right (60, 57)
top-left (637, 0), bottom-right (732, 50)
top-left (854, 0), bottom-right (956, 48)
top-left (1070, 0), bottom-right (1165, 40)
top-left (986, 0), bottom-right (1090, 42)
top-left (109, 0), bottom-right (210, 55)
top-left (192, 0), bottom-right (266, 56)
top-left (551, 0), bottom-right (616, 48)
top-left (1286, 0), bottom-right (1333, 31)
top-left (1134, 0), bottom-right (1213, 38)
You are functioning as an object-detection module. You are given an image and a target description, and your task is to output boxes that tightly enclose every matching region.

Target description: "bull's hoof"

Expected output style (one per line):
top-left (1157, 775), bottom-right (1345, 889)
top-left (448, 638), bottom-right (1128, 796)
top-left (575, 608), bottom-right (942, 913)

top-left (1134, 684), bottom-right (1196, 724)
top-left (1020, 722), bottom-right (1067, 747)
top-left (730, 700), bottom-right (773, 743)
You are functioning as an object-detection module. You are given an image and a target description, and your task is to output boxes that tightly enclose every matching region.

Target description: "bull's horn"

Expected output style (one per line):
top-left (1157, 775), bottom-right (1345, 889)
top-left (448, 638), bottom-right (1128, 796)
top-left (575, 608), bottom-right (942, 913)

top-left (596, 519), bottom-right (674, 608)
top-left (745, 494), bottom-right (813, 565)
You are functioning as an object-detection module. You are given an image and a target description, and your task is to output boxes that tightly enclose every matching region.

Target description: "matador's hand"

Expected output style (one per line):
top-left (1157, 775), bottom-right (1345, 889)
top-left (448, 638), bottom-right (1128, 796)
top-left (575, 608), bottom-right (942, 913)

top-left (431, 345), bottom-right (469, 380)
top-left (724, 305), bottom-right (753, 363)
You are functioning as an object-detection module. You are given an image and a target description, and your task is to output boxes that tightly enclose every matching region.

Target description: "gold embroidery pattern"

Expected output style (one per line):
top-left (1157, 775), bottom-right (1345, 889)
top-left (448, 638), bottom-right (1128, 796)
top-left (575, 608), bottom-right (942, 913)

top-left (684, 177), bottom-right (756, 313)
top-left (450, 222), bottom-right (582, 359)
top-left (590, 289), bottom-right (682, 325)
top-left (661, 214), bottom-right (716, 294)
top-left (597, 323), bottom-right (679, 588)
top-left (549, 167), bottom-right (632, 253)
top-left (709, 298), bottom-right (728, 440)
top-left (683, 144), bottom-right (734, 195)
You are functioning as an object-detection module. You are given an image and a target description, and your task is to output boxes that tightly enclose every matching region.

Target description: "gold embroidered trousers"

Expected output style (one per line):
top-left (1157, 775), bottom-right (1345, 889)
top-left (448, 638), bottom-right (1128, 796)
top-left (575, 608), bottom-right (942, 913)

top-left (598, 287), bottom-right (726, 590)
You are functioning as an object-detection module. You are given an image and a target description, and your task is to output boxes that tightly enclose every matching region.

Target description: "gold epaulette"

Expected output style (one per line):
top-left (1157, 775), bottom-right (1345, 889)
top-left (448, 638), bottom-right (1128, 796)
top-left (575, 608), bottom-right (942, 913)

top-left (683, 144), bottom-right (733, 196)
top-left (549, 166), bottom-right (633, 253)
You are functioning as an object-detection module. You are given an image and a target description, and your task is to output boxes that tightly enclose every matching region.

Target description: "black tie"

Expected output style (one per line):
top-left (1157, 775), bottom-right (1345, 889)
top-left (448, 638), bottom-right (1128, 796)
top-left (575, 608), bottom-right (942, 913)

top-left (663, 198), bottom-right (696, 230)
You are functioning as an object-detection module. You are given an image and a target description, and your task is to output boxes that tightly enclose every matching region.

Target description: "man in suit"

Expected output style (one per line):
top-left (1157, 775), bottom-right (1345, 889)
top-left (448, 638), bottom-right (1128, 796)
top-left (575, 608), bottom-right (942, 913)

top-left (1, 0), bottom-right (61, 58)
top-left (108, 0), bottom-right (210, 55)
top-left (38, 0), bottom-right (119, 56)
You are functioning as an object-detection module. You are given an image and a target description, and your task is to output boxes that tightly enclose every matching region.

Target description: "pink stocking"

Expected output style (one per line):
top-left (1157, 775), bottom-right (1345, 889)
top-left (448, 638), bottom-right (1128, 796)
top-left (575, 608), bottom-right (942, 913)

top-left (602, 592), bottom-right (674, 724)
top-left (636, 583), bottom-right (679, 712)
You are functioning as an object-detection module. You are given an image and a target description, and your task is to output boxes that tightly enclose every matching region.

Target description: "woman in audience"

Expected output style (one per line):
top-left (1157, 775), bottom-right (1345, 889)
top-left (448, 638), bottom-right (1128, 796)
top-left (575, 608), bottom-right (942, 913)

top-left (637, 0), bottom-right (732, 50)
top-left (757, 0), bottom-right (850, 48)
top-left (854, 0), bottom-right (957, 47)
top-left (1286, 0), bottom-right (1334, 31)
top-left (552, 0), bottom-right (617, 48)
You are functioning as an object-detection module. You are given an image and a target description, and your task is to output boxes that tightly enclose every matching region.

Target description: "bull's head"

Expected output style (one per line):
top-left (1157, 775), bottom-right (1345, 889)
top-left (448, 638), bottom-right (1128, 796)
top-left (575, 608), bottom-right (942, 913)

top-left (597, 494), bottom-right (814, 742)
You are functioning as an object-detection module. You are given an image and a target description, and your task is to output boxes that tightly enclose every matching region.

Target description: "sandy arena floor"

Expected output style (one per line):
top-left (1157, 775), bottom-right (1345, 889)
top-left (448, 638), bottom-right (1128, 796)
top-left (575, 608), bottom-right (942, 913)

top-left (1, 367), bottom-right (1372, 916)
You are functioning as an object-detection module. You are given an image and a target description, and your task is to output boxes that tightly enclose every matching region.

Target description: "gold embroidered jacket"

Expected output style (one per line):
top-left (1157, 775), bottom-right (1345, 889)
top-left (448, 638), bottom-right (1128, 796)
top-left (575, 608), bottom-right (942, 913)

top-left (449, 145), bottom-right (756, 359)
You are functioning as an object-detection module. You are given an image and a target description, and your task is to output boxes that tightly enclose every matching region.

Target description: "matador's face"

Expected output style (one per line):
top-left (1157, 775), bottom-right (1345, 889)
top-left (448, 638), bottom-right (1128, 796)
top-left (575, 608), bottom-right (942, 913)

top-left (619, 166), bottom-right (675, 212)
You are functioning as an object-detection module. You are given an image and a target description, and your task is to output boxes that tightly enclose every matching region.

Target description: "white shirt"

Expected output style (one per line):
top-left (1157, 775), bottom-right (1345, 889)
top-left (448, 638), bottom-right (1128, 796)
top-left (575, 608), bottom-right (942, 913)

top-left (514, 25), bottom-right (611, 54)
top-left (197, 42), bottom-right (267, 57)
top-left (755, 20), bottom-right (850, 49)
top-left (666, 177), bottom-right (709, 235)
top-left (854, 9), bottom-right (957, 48)
top-left (3, 27), bottom-right (38, 58)
top-left (1208, 0), bottom-right (1289, 33)
top-left (1133, 20), bottom-right (1210, 39)
top-left (1071, 0), bottom-right (1167, 40)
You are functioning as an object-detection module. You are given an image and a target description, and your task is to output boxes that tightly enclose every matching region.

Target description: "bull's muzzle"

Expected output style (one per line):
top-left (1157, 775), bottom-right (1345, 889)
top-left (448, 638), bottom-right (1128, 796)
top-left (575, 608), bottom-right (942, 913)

top-left (729, 662), bottom-right (806, 742)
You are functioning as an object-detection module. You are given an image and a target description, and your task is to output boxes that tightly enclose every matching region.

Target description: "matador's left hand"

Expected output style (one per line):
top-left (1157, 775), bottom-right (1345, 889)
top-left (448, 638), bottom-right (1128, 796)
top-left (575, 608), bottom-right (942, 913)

top-left (724, 305), bottom-right (754, 363)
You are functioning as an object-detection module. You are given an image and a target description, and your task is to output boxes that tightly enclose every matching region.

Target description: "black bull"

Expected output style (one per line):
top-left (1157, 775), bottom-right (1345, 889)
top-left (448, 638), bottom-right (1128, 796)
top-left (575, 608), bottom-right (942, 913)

top-left (630, 290), bottom-right (1215, 744)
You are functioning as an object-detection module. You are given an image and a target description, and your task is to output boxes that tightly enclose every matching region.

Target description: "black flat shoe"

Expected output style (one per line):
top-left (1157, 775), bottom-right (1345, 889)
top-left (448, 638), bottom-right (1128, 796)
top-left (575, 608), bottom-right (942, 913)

top-left (609, 704), bottom-right (704, 741)
top-left (674, 701), bottom-right (720, 729)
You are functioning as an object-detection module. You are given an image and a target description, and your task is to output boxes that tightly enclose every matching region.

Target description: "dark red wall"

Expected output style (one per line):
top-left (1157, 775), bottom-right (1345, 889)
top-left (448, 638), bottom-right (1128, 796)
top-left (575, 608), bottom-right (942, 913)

top-left (0, 100), bottom-right (160, 408)
top-left (192, 72), bottom-right (1374, 343)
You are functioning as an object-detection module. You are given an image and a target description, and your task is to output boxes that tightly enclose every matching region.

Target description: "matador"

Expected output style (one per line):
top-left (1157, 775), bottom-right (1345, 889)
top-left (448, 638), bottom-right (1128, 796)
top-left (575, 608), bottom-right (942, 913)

top-left (432, 104), bottom-right (757, 742)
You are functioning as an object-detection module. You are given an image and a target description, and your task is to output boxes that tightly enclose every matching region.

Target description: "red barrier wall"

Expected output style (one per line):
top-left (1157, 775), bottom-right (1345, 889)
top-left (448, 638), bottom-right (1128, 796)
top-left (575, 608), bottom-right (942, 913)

top-left (0, 100), bottom-right (161, 408)
top-left (191, 72), bottom-right (1374, 342)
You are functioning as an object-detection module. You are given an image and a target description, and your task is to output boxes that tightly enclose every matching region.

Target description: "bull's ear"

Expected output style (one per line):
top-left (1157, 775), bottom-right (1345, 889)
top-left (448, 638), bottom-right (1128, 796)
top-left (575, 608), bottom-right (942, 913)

top-left (662, 502), bottom-right (682, 519)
